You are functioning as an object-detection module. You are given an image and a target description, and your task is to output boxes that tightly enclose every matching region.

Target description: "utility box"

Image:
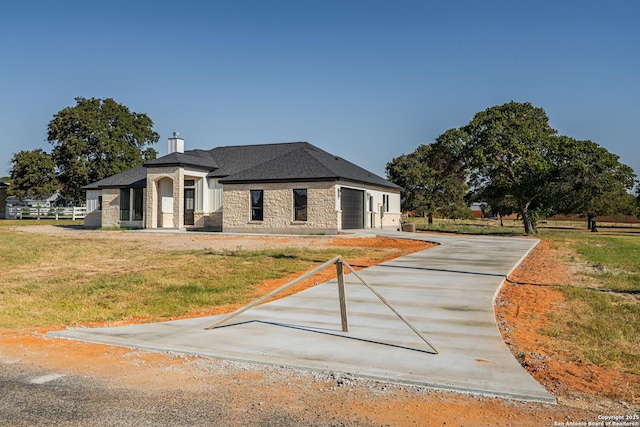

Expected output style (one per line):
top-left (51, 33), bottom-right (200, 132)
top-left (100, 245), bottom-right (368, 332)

top-left (402, 223), bottom-right (415, 232)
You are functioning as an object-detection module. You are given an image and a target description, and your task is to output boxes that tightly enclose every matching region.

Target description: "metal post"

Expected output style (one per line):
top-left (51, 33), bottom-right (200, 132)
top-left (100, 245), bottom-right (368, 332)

top-left (336, 260), bottom-right (349, 332)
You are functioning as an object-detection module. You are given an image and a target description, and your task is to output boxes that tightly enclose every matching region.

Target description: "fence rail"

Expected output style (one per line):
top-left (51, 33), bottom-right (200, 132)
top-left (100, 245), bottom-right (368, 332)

top-left (4, 206), bottom-right (87, 220)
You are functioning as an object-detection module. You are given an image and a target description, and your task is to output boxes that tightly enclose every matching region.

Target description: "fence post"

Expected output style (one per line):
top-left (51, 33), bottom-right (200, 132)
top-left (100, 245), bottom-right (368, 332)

top-left (72, 207), bottom-right (76, 221)
top-left (336, 260), bottom-right (349, 332)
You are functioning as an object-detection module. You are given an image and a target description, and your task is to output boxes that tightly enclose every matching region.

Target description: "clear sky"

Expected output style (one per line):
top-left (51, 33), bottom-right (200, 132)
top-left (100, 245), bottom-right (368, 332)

top-left (1, 0), bottom-right (638, 181)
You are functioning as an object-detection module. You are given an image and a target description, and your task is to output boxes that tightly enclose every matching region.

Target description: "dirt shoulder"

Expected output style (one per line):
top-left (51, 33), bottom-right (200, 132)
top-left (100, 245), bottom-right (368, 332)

top-left (1, 227), bottom-right (638, 426)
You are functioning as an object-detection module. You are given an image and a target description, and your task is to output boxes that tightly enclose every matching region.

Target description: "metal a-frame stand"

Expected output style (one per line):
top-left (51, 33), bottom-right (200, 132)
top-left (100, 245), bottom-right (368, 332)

top-left (205, 256), bottom-right (440, 354)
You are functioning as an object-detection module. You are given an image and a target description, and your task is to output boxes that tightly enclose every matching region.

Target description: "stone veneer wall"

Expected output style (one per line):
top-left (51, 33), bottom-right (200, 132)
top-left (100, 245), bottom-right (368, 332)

top-left (223, 181), bottom-right (337, 234)
top-left (100, 189), bottom-right (120, 228)
top-left (192, 211), bottom-right (222, 231)
top-left (84, 210), bottom-right (102, 228)
top-left (145, 166), bottom-right (184, 229)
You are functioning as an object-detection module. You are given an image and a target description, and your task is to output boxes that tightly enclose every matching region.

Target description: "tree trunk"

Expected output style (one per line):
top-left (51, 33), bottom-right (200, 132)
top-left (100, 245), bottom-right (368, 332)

top-left (591, 216), bottom-right (598, 232)
top-left (428, 212), bottom-right (433, 225)
top-left (520, 205), bottom-right (536, 235)
top-left (499, 214), bottom-right (504, 227)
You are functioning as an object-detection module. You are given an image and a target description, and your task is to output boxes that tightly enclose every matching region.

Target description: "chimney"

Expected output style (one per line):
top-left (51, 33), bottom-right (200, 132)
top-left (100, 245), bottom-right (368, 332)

top-left (168, 131), bottom-right (184, 154)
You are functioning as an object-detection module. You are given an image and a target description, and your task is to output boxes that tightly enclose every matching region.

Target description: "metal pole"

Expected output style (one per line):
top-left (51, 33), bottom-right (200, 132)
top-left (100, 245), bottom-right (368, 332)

top-left (341, 261), bottom-right (440, 354)
top-left (206, 256), bottom-right (342, 330)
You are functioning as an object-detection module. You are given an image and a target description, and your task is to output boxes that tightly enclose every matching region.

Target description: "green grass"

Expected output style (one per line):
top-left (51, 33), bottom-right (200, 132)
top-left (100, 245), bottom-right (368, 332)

top-left (545, 286), bottom-right (640, 375)
top-left (540, 230), bottom-right (640, 375)
top-left (0, 226), bottom-right (384, 328)
top-left (405, 217), bottom-right (526, 235)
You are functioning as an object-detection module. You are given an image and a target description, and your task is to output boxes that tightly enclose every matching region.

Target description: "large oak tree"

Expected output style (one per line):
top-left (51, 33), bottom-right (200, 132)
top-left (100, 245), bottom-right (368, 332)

top-left (47, 97), bottom-right (159, 203)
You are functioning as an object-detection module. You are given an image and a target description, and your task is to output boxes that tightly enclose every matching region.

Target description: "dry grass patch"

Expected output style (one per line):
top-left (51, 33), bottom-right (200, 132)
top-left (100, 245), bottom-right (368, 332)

top-left (0, 226), bottom-right (431, 328)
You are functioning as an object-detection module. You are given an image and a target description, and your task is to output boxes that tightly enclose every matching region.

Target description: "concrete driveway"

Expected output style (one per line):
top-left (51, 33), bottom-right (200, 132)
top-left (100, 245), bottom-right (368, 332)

top-left (50, 231), bottom-right (554, 403)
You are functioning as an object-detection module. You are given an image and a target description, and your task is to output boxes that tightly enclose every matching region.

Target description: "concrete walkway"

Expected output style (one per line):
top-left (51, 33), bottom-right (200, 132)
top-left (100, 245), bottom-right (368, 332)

top-left (50, 231), bottom-right (555, 403)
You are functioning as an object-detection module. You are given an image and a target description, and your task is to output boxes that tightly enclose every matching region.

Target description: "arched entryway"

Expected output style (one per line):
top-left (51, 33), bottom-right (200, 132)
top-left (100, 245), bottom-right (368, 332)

top-left (157, 177), bottom-right (174, 228)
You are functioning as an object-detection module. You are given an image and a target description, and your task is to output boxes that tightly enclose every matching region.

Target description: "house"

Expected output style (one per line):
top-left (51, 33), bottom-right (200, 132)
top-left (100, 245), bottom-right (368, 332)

top-left (0, 179), bottom-right (9, 219)
top-left (83, 134), bottom-right (402, 234)
top-left (5, 192), bottom-right (67, 209)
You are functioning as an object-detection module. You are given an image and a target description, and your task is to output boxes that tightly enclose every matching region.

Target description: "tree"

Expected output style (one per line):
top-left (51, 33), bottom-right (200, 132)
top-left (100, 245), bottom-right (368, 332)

top-left (47, 97), bottom-right (159, 203)
top-left (551, 137), bottom-right (636, 231)
top-left (392, 101), bottom-right (636, 235)
top-left (386, 128), bottom-right (468, 222)
top-left (462, 101), bottom-right (560, 234)
top-left (636, 182), bottom-right (640, 217)
top-left (9, 149), bottom-right (59, 200)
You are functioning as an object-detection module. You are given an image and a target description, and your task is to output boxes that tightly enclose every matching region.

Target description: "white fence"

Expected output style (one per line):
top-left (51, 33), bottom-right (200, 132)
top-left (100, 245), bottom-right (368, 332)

top-left (5, 206), bottom-right (87, 220)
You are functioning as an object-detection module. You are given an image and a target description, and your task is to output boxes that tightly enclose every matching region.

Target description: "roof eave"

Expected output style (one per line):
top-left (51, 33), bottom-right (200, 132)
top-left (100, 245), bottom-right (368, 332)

top-left (143, 162), bottom-right (212, 171)
top-left (219, 177), bottom-right (339, 185)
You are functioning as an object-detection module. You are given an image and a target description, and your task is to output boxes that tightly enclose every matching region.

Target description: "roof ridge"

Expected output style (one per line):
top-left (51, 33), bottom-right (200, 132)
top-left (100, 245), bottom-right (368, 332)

top-left (207, 141), bottom-right (310, 152)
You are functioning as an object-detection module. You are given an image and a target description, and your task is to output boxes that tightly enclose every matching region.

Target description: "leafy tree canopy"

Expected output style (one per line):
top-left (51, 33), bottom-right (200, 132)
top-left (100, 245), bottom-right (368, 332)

top-left (9, 149), bottom-right (59, 200)
top-left (389, 101), bottom-right (636, 234)
top-left (47, 97), bottom-right (159, 203)
top-left (550, 136), bottom-right (636, 229)
top-left (386, 128), bottom-right (469, 220)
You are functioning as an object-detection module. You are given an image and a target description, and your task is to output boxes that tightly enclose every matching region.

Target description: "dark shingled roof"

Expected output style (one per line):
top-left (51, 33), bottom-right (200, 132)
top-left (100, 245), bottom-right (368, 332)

top-left (143, 149), bottom-right (218, 170)
top-left (82, 166), bottom-right (147, 190)
top-left (217, 143), bottom-right (399, 189)
top-left (85, 142), bottom-right (400, 191)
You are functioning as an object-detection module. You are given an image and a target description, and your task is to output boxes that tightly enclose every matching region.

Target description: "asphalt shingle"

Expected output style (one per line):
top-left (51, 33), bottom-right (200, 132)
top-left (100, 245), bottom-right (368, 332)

top-left (84, 142), bottom-right (400, 190)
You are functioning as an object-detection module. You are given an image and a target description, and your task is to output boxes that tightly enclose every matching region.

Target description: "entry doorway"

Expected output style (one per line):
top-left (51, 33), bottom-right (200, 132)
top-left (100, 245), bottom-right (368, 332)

top-left (184, 188), bottom-right (195, 226)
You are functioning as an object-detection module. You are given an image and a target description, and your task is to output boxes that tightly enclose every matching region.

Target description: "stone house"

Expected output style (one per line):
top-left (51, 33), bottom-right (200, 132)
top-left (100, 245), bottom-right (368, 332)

top-left (83, 134), bottom-right (402, 234)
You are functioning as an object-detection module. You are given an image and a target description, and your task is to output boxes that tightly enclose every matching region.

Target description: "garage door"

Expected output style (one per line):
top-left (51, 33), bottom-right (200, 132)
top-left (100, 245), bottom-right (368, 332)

top-left (341, 188), bottom-right (364, 229)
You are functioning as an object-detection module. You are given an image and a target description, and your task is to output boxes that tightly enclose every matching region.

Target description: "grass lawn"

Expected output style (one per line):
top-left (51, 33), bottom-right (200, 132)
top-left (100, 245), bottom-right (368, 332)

top-left (0, 221), bottom-right (395, 328)
top-left (541, 230), bottom-right (640, 375)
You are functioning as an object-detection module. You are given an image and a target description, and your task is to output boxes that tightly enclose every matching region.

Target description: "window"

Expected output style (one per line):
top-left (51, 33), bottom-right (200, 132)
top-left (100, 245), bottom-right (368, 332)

top-left (133, 188), bottom-right (144, 221)
top-left (383, 194), bottom-right (390, 212)
top-left (98, 196), bottom-right (103, 211)
top-left (120, 189), bottom-right (130, 221)
top-left (293, 189), bottom-right (307, 221)
top-left (250, 190), bottom-right (263, 221)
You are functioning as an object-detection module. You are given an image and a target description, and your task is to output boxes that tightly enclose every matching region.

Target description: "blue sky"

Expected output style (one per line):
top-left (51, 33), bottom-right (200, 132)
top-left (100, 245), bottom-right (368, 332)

top-left (1, 0), bottom-right (638, 181)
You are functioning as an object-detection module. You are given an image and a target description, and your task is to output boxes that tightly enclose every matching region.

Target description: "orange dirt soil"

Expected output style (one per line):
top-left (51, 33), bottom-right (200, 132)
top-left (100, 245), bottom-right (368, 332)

top-left (1, 231), bottom-right (638, 425)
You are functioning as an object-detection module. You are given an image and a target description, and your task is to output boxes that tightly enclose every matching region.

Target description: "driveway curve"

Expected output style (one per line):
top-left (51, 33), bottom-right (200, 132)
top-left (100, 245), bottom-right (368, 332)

top-left (50, 231), bottom-right (554, 403)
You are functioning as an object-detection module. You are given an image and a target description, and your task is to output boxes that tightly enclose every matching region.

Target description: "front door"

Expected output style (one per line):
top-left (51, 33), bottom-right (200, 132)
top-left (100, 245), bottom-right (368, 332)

top-left (184, 188), bottom-right (195, 226)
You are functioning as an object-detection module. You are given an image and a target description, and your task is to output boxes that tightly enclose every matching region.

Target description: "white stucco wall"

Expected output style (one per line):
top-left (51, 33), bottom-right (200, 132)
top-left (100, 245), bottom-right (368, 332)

top-left (335, 182), bottom-right (401, 230)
